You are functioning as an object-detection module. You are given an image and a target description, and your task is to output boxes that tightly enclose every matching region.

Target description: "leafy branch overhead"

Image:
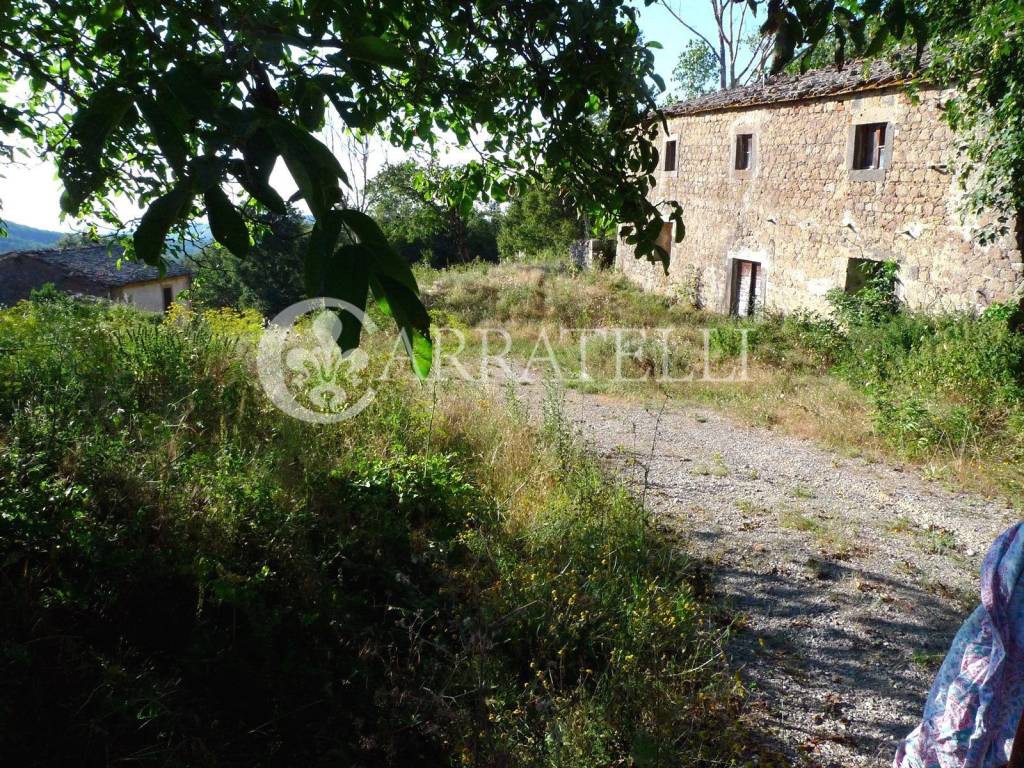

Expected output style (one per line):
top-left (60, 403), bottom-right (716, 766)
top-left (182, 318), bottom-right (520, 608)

top-left (0, 0), bottom-right (680, 375)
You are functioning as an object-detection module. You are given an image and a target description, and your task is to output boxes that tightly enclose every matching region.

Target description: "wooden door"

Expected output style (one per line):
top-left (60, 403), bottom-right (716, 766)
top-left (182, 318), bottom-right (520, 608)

top-left (731, 260), bottom-right (760, 317)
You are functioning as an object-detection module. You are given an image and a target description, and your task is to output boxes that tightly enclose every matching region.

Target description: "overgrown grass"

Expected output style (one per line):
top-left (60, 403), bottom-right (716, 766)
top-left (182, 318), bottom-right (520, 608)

top-left (0, 292), bottom-right (765, 767)
top-left (418, 261), bottom-right (1024, 505)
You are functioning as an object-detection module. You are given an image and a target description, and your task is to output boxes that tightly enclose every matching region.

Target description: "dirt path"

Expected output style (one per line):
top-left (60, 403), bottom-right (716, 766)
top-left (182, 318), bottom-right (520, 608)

top-left (514, 381), bottom-right (1018, 767)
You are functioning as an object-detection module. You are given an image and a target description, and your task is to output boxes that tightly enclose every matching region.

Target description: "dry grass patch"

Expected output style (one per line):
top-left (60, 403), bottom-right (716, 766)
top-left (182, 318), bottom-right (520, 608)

top-left (417, 261), bottom-right (1024, 509)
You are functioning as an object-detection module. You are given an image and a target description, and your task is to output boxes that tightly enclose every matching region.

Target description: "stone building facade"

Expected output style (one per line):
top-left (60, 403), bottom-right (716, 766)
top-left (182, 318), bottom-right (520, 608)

top-left (616, 59), bottom-right (1023, 315)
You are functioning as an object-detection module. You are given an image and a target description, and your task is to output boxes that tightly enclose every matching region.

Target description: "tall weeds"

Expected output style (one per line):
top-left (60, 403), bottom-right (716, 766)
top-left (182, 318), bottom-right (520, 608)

top-left (0, 293), bottom-right (753, 767)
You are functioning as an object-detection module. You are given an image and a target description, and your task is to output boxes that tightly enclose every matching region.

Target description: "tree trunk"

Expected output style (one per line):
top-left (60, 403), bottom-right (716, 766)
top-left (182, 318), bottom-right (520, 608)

top-left (447, 206), bottom-right (470, 265)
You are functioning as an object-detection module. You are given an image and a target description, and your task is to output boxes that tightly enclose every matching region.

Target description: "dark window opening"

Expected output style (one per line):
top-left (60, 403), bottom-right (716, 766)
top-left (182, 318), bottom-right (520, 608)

top-left (734, 134), bottom-right (753, 171)
top-left (663, 139), bottom-right (677, 172)
top-left (844, 258), bottom-right (885, 294)
top-left (853, 123), bottom-right (888, 170)
top-left (656, 221), bottom-right (673, 259)
top-left (730, 259), bottom-right (761, 316)
top-left (162, 285), bottom-right (174, 312)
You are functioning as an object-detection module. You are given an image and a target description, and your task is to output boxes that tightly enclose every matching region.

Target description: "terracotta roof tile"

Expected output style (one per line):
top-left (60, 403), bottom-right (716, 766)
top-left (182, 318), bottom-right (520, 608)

top-left (664, 57), bottom-right (924, 117)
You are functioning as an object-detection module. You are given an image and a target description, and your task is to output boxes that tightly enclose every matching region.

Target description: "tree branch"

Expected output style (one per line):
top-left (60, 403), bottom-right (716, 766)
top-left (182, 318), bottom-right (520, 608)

top-left (658, 1), bottom-right (720, 59)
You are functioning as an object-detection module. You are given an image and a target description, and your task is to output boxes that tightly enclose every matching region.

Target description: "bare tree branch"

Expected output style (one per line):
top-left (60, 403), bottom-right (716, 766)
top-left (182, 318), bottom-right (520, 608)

top-left (658, 0), bottom-right (720, 60)
top-left (664, 0), bottom-right (771, 91)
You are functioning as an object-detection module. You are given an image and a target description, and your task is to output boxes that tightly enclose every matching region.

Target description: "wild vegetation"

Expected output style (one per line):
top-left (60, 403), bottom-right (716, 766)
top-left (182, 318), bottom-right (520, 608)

top-left (1, 1), bottom-right (1022, 765)
top-left (419, 259), bottom-right (1024, 505)
top-left (186, 171), bottom-right (590, 313)
top-left (0, 289), bottom-right (767, 767)
top-left (5, 0), bottom-right (1019, 380)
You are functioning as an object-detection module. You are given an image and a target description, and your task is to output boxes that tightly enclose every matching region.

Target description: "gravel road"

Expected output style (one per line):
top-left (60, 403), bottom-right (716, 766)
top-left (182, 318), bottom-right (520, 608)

top-left (513, 380), bottom-right (1018, 767)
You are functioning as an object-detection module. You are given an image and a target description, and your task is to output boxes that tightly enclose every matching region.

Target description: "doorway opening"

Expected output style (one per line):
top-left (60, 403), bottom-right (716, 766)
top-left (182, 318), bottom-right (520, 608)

top-left (730, 259), bottom-right (761, 316)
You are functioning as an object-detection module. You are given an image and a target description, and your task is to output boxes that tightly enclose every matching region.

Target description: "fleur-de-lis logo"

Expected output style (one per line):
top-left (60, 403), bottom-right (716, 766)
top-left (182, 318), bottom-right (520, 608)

top-left (257, 299), bottom-right (378, 424)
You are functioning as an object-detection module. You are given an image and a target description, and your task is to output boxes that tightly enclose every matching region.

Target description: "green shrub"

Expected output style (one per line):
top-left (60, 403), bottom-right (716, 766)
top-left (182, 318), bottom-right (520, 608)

top-left (497, 185), bottom-right (581, 262)
top-left (826, 259), bottom-right (901, 326)
top-left (0, 294), bottom-right (749, 767)
top-left (854, 311), bottom-right (1024, 459)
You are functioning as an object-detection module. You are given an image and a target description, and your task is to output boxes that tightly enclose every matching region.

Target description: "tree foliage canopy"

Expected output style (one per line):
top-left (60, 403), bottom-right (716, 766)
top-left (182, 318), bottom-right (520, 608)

top-left (0, 0), bottom-right (680, 375)
top-left (366, 160), bottom-right (500, 267)
top-left (497, 185), bottom-right (582, 260)
top-left (188, 210), bottom-right (309, 314)
top-left (668, 40), bottom-right (721, 101)
top-left (925, 0), bottom-right (1024, 240)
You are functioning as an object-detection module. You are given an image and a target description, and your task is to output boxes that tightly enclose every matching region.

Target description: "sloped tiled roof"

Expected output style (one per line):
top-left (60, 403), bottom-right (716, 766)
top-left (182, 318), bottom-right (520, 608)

top-left (664, 57), bottom-right (923, 117)
top-left (2, 244), bottom-right (191, 287)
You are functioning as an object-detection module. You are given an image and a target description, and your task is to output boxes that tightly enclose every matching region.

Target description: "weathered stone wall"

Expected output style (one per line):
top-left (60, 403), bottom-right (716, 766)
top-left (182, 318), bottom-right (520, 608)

top-left (617, 85), bottom-right (1023, 315)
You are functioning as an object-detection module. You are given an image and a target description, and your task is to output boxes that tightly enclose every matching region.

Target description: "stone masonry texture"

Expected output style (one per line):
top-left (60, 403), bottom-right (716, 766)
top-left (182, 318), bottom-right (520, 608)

top-left (616, 82), bottom-right (1024, 315)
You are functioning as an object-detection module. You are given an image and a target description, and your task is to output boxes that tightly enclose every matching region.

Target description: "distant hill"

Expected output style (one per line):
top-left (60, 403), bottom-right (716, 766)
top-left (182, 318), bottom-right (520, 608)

top-left (0, 221), bottom-right (66, 253)
top-left (0, 219), bottom-right (214, 260)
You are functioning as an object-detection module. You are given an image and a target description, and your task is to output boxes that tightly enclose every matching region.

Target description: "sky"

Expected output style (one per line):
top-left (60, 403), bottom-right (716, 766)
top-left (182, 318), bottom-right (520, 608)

top-left (0, 2), bottom-right (723, 233)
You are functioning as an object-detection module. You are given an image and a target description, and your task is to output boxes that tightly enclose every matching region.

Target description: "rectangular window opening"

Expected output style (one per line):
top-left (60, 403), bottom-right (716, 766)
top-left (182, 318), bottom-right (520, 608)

top-left (853, 123), bottom-right (888, 170)
top-left (162, 285), bottom-right (174, 312)
top-left (734, 134), bottom-right (753, 171)
top-left (844, 257), bottom-right (884, 294)
top-left (663, 139), bottom-right (677, 172)
top-left (656, 221), bottom-right (673, 259)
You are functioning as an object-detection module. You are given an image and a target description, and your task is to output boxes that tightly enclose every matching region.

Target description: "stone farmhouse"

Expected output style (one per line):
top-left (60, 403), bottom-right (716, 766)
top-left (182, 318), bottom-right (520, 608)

top-left (616, 59), bottom-right (1023, 316)
top-left (0, 244), bottom-right (192, 312)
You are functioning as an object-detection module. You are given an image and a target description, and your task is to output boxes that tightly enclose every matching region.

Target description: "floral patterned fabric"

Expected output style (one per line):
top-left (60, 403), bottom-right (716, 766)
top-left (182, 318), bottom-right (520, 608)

top-left (895, 523), bottom-right (1024, 768)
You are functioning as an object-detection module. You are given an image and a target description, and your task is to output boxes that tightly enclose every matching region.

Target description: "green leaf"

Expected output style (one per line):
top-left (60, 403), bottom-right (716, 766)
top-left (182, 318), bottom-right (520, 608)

top-left (847, 17), bottom-right (866, 51)
top-left (59, 86), bottom-right (134, 215)
top-left (305, 211), bottom-right (343, 296)
top-left (97, 1), bottom-right (125, 24)
top-left (229, 159), bottom-right (287, 214)
top-left (326, 244), bottom-right (371, 351)
top-left (770, 16), bottom-right (798, 73)
top-left (188, 154), bottom-right (224, 192)
top-left (908, 13), bottom-right (928, 65)
top-left (134, 181), bottom-right (193, 267)
top-left (164, 62), bottom-right (219, 120)
top-left (204, 186), bottom-right (250, 257)
top-left (834, 31), bottom-right (847, 69)
top-left (864, 26), bottom-right (890, 56)
top-left (336, 208), bottom-right (419, 293)
top-left (241, 126), bottom-right (278, 184)
top-left (305, 215), bottom-right (371, 349)
top-left (268, 118), bottom-right (345, 218)
top-left (228, 126), bottom-right (286, 213)
top-left (883, 0), bottom-right (907, 39)
top-left (138, 95), bottom-right (188, 172)
top-left (346, 36), bottom-right (407, 69)
top-left (370, 274), bottom-right (432, 379)
top-left (297, 79), bottom-right (327, 131)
